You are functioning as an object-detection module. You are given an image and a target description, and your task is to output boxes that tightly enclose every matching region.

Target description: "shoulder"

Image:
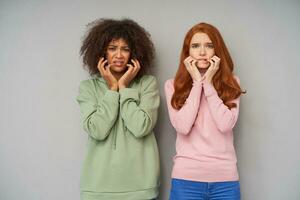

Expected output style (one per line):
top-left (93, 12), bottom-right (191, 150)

top-left (137, 75), bottom-right (158, 89)
top-left (139, 74), bottom-right (157, 83)
top-left (78, 77), bottom-right (103, 91)
top-left (164, 78), bottom-right (174, 91)
top-left (78, 79), bottom-right (92, 90)
top-left (233, 74), bottom-right (240, 84)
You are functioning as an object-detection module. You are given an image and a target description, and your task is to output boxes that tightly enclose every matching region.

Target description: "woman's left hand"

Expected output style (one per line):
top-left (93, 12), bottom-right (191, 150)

top-left (203, 55), bottom-right (220, 84)
top-left (118, 59), bottom-right (141, 89)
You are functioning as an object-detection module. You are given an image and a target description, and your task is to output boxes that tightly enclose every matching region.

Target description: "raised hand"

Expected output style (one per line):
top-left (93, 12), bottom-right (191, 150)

top-left (203, 55), bottom-right (220, 84)
top-left (97, 57), bottom-right (118, 91)
top-left (118, 59), bottom-right (141, 90)
top-left (184, 56), bottom-right (202, 82)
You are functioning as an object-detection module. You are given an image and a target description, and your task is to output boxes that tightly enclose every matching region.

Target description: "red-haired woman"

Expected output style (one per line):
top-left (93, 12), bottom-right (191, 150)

top-left (165, 22), bottom-right (245, 200)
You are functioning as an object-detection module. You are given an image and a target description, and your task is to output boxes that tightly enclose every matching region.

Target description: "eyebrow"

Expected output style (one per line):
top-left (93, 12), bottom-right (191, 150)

top-left (191, 42), bottom-right (213, 45)
top-left (107, 44), bottom-right (129, 48)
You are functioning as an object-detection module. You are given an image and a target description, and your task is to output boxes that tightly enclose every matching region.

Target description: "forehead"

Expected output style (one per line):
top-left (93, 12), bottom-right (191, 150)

top-left (190, 32), bottom-right (212, 43)
top-left (108, 38), bottom-right (128, 46)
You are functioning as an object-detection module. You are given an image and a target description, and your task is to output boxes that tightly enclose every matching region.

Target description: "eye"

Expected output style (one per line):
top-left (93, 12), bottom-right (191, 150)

top-left (206, 43), bottom-right (214, 49)
top-left (107, 46), bottom-right (116, 51)
top-left (123, 47), bottom-right (130, 52)
top-left (191, 44), bottom-right (199, 48)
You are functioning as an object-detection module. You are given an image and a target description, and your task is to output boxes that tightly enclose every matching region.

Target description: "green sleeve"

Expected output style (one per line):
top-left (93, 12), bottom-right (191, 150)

top-left (119, 76), bottom-right (160, 138)
top-left (76, 80), bottom-right (120, 141)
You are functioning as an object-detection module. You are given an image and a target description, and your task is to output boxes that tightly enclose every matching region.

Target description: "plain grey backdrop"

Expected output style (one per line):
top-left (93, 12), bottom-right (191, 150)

top-left (1, 0), bottom-right (300, 199)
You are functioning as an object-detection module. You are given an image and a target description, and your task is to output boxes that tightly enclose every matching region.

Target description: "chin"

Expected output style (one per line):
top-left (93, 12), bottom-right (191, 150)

top-left (111, 66), bottom-right (126, 72)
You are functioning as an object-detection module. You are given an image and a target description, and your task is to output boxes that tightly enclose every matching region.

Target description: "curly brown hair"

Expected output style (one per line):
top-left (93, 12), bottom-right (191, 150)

top-left (80, 18), bottom-right (155, 77)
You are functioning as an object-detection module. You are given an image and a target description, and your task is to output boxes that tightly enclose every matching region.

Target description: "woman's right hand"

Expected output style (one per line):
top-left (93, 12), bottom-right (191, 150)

top-left (97, 57), bottom-right (118, 91)
top-left (183, 56), bottom-right (202, 82)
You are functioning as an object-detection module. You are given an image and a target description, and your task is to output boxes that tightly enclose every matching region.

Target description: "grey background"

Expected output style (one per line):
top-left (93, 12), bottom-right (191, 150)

top-left (1, 0), bottom-right (299, 199)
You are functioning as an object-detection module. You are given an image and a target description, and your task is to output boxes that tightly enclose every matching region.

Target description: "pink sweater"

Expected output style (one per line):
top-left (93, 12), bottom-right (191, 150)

top-left (164, 78), bottom-right (240, 182)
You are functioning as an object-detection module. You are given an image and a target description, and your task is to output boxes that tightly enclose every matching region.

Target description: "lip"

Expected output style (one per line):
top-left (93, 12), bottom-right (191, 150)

top-left (196, 59), bottom-right (209, 68)
top-left (113, 61), bottom-right (125, 66)
top-left (197, 59), bottom-right (208, 64)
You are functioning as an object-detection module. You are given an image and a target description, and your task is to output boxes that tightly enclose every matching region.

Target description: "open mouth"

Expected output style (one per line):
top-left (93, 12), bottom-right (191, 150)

top-left (113, 61), bottom-right (125, 66)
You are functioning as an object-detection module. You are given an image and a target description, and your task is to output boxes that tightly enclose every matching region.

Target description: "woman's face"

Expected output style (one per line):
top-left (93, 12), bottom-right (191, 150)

top-left (189, 32), bottom-right (215, 69)
top-left (106, 38), bottom-right (131, 73)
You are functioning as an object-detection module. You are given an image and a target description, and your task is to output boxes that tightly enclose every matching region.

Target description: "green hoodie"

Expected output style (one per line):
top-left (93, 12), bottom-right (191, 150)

top-left (76, 75), bottom-right (160, 200)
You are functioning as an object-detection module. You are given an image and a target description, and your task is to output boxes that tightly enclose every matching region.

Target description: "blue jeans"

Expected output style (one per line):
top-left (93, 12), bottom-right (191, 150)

top-left (169, 178), bottom-right (240, 200)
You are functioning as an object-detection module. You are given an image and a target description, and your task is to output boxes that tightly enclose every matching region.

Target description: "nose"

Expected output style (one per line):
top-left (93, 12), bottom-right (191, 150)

top-left (115, 49), bottom-right (123, 58)
top-left (199, 45), bottom-right (206, 56)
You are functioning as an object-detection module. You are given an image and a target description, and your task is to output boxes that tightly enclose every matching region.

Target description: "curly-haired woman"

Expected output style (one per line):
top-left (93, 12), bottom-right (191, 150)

top-left (165, 22), bottom-right (245, 200)
top-left (76, 18), bottom-right (160, 200)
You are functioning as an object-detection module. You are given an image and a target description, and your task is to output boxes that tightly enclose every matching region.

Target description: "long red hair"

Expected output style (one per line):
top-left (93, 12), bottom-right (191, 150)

top-left (171, 22), bottom-right (244, 110)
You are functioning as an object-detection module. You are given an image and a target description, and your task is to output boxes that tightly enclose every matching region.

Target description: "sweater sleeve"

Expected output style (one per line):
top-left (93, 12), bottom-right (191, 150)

top-left (76, 80), bottom-right (120, 141)
top-left (164, 79), bottom-right (202, 135)
top-left (203, 77), bottom-right (241, 133)
top-left (119, 76), bottom-right (160, 138)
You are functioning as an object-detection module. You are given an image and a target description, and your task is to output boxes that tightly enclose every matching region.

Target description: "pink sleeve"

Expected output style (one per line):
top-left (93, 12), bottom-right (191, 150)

top-left (164, 79), bottom-right (202, 135)
top-left (202, 77), bottom-right (241, 133)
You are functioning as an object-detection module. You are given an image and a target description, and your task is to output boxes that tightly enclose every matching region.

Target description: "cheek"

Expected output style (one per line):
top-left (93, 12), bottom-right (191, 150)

top-left (124, 53), bottom-right (131, 62)
top-left (207, 50), bottom-right (215, 58)
top-left (106, 52), bottom-right (113, 63)
top-left (189, 49), bottom-right (197, 58)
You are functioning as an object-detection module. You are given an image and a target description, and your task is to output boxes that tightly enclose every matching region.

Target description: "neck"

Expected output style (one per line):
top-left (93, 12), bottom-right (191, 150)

top-left (198, 68), bottom-right (208, 76)
top-left (111, 71), bottom-right (124, 80)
